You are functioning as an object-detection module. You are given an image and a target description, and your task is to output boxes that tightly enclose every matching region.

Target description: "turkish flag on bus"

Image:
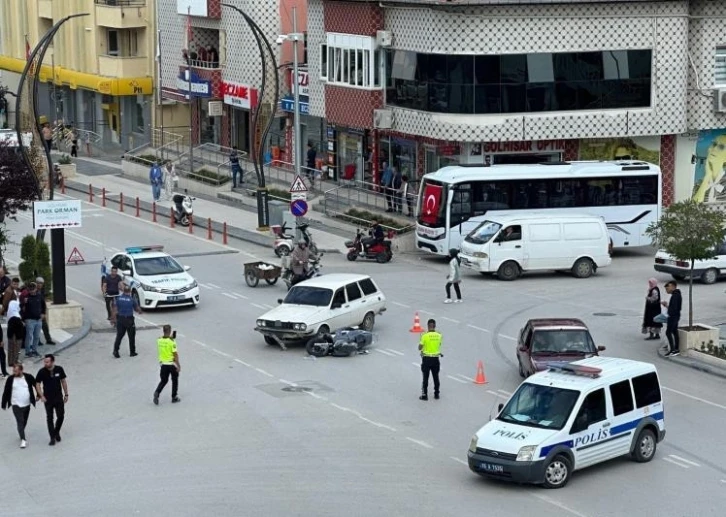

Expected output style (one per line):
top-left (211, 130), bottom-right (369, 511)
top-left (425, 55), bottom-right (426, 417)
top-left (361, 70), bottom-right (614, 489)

top-left (420, 184), bottom-right (443, 225)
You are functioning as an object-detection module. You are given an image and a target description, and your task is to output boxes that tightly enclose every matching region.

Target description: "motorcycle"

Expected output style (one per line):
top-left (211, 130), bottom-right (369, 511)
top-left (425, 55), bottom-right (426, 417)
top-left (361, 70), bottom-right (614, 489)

top-left (346, 228), bottom-right (393, 263)
top-left (172, 191), bottom-right (195, 226)
top-left (305, 327), bottom-right (374, 357)
top-left (281, 253), bottom-right (323, 290)
top-left (272, 222), bottom-right (318, 257)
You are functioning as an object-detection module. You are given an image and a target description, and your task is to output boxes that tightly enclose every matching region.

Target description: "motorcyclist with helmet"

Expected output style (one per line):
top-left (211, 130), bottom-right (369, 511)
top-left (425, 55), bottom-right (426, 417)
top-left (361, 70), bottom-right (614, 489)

top-left (362, 220), bottom-right (385, 251)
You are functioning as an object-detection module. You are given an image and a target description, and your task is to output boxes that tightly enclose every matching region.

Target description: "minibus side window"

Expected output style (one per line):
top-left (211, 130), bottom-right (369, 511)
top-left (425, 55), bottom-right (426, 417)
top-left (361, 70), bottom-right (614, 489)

top-left (609, 380), bottom-right (635, 416)
top-left (570, 389), bottom-right (606, 434)
top-left (631, 372), bottom-right (662, 408)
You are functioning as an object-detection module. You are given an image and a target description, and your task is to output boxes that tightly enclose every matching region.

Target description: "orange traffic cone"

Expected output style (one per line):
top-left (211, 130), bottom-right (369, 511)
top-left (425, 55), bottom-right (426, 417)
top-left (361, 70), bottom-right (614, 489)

top-left (474, 361), bottom-right (488, 385)
top-left (409, 312), bottom-right (424, 333)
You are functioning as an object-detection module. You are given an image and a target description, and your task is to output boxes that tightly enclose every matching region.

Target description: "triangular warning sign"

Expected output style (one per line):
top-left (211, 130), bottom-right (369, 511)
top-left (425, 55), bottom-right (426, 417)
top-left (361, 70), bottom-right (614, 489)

top-left (289, 175), bottom-right (308, 193)
top-left (67, 247), bottom-right (85, 264)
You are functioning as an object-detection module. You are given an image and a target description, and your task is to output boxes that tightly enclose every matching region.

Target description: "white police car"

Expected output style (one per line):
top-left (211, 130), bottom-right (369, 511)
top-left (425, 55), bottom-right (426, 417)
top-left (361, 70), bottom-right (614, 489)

top-left (104, 245), bottom-right (200, 309)
top-left (468, 358), bottom-right (665, 488)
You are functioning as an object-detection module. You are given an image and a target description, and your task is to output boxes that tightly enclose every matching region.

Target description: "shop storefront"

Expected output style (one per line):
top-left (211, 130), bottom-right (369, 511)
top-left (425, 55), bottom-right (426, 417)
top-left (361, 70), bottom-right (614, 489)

top-left (379, 134), bottom-right (417, 180)
top-left (280, 70), bottom-right (327, 167)
top-left (424, 143), bottom-right (460, 173)
top-left (337, 127), bottom-right (368, 182)
top-left (222, 80), bottom-right (258, 154)
top-left (199, 99), bottom-right (223, 144)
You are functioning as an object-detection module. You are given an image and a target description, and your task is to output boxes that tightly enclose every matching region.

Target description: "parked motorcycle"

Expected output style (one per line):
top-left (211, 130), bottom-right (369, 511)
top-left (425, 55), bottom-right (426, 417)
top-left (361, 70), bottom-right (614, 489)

top-left (172, 192), bottom-right (195, 226)
top-left (305, 327), bottom-right (374, 357)
top-left (281, 253), bottom-right (323, 290)
top-left (272, 222), bottom-right (318, 257)
top-left (346, 228), bottom-right (393, 263)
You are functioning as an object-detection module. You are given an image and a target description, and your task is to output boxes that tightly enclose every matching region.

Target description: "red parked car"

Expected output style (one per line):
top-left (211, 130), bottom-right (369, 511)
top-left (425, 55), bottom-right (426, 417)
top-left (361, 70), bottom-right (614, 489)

top-left (516, 318), bottom-right (605, 378)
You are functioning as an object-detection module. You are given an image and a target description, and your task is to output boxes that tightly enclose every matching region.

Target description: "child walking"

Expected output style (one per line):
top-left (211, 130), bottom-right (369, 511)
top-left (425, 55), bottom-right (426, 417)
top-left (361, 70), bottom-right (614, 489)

top-left (444, 249), bottom-right (462, 304)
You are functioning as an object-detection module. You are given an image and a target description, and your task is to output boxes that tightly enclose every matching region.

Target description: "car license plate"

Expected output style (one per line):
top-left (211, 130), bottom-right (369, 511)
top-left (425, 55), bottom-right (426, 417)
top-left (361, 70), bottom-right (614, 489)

top-left (665, 259), bottom-right (676, 265)
top-left (168, 295), bottom-right (185, 301)
top-left (480, 462), bottom-right (504, 473)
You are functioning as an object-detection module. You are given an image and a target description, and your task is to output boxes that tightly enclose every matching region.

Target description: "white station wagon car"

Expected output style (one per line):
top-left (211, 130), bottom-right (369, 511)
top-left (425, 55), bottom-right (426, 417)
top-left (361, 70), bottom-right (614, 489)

top-left (104, 245), bottom-right (200, 309)
top-left (255, 273), bottom-right (386, 348)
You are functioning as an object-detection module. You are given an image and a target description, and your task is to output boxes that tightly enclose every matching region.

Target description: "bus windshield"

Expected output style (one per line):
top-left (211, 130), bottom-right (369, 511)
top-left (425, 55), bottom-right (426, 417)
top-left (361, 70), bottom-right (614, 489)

top-left (465, 221), bottom-right (502, 245)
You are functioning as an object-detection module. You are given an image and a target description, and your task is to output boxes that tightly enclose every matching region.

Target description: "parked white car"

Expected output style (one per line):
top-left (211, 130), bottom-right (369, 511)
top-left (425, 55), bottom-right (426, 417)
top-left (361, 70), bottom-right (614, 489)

top-left (254, 273), bottom-right (386, 349)
top-left (654, 241), bottom-right (726, 284)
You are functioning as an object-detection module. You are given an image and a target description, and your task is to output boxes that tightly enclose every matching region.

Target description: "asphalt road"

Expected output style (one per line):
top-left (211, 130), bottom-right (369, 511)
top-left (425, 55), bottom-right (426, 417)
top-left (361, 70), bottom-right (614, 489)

top-left (2, 193), bottom-right (726, 516)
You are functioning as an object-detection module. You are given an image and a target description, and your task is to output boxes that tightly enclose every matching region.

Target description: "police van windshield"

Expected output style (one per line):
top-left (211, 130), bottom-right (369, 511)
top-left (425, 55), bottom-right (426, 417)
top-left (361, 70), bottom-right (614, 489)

top-left (497, 383), bottom-right (580, 430)
top-left (465, 221), bottom-right (502, 245)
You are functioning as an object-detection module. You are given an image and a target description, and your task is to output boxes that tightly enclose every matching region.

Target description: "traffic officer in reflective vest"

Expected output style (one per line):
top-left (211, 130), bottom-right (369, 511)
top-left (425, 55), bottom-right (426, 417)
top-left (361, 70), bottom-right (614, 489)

top-left (111, 283), bottom-right (142, 358)
top-left (418, 319), bottom-right (442, 401)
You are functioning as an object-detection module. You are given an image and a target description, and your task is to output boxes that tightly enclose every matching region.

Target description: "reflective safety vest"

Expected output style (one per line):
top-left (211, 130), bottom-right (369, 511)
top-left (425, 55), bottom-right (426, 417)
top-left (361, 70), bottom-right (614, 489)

top-left (420, 331), bottom-right (442, 357)
top-left (157, 337), bottom-right (177, 364)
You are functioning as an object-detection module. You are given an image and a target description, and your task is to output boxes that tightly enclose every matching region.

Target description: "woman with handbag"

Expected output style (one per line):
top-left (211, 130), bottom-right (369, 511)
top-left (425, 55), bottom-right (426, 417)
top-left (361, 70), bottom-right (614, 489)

top-left (642, 278), bottom-right (663, 340)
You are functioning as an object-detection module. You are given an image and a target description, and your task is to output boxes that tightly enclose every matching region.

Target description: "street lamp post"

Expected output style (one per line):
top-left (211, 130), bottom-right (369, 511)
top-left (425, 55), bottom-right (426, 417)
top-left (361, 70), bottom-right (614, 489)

top-left (221, 4), bottom-right (280, 230)
top-left (15, 13), bottom-right (89, 306)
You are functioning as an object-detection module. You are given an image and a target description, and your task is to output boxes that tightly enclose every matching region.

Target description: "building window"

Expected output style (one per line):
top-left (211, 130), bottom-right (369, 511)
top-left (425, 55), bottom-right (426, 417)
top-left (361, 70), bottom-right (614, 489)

top-left (716, 47), bottom-right (726, 86)
top-left (106, 29), bottom-right (142, 57)
top-left (303, 32), bottom-right (308, 64)
top-left (107, 30), bottom-right (119, 56)
top-left (324, 33), bottom-right (381, 89)
top-left (385, 49), bottom-right (652, 115)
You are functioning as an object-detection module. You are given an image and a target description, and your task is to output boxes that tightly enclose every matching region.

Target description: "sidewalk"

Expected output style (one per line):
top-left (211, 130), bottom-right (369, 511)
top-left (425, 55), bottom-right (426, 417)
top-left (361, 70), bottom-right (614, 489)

top-left (62, 172), bottom-right (351, 253)
top-left (656, 344), bottom-right (726, 380)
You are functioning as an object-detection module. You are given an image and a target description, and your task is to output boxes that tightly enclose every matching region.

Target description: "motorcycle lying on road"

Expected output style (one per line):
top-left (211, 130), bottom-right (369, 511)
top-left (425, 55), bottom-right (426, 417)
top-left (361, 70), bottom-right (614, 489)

top-left (272, 222), bottom-right (318, 257)
top-left (172, 192), bottom-right (195, 226)
top-left (346, 228), bottom-right (393, 263)
top-left (281, 253), bottom-right (323, 290)
top-left (306, 327), bottom-right (374, 357)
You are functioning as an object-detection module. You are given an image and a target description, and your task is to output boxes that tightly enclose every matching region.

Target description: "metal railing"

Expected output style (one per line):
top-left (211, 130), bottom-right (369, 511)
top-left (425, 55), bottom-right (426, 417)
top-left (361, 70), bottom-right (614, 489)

top-left (124, 128), bottom-right (185, 164)
top-left (94, 0), bottom-right (147, 6)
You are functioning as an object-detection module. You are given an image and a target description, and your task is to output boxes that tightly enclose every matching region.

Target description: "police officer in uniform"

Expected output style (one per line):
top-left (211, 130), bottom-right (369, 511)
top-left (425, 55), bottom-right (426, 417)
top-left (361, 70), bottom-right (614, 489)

top-left (418, 319), bottom-right (443, 401)
top-left (111, 284), bottom-right (142, 358)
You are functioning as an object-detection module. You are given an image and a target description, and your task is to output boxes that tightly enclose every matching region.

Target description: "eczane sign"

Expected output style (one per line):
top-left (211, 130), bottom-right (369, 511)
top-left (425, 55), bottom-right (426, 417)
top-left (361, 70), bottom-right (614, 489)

top-left (33, 200), bottom-right (83, 230)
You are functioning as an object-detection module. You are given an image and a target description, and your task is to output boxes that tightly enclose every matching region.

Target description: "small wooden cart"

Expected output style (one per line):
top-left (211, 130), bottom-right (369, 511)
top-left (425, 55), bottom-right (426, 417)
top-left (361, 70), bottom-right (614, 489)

top-left (244, 261), bottom-right (282, 287)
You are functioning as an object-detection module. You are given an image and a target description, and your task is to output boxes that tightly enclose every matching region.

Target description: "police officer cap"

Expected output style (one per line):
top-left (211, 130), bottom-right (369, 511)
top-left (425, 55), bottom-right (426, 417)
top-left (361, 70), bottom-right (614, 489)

top-left (122, 283), bottom-right (132, 292)
top-left (36, 276), bottom-right (45, 283)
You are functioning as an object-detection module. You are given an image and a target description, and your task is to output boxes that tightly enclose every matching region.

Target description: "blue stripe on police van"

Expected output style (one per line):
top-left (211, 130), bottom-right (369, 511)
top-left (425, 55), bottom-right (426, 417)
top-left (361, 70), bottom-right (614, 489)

top-left (538, 412), bottom-right (664, 458)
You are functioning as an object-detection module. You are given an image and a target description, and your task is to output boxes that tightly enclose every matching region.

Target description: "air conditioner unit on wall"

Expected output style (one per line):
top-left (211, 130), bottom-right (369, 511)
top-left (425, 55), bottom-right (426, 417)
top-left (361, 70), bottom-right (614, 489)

top-left (373, 109), bottom-right (393, 129)
top-left (376, 30), bottom-right (392, 48)
top-left (715, 88), bottom-right (726, 113)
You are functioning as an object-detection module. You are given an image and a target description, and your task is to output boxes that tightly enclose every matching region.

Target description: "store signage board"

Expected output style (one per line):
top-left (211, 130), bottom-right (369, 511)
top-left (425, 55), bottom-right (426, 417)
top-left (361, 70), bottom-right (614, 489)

top-left (33, 199), bottom-right (83, 230)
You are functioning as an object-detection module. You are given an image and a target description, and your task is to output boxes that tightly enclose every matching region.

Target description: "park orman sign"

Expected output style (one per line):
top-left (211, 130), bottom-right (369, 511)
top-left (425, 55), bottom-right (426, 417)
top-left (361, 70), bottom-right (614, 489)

top-left (32, 199), bottom-right (83, 230)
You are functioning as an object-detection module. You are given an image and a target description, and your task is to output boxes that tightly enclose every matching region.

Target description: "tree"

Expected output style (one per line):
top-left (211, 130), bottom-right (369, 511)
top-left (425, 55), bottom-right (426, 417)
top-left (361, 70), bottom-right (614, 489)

top-left (645, 200), bottom-right (726, 328)
top-left (18, 234), bottom-right (52, 294)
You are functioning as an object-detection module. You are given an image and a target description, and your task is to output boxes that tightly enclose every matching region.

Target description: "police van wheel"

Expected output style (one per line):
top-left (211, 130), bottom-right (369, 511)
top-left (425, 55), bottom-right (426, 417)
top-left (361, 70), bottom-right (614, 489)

top-left (542, 455), bottom-right (571, 489)
top-left (632, 429), bottom-right (657, 463)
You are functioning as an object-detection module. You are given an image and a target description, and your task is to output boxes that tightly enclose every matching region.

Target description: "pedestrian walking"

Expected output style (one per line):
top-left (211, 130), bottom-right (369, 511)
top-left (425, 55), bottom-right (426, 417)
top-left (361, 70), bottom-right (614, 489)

top-left (20, 282), bottom-right (46, 358)
top-left (401, 175), bottom-right (414, 217)
top-left (83, 131), bottom-right (91, 156)
top-left (111, 284), bottom-right (142, 358)
top-left (102, 266), bottom-right (123, 322)
top-left (70, 129), bottom-right (78, 157)
top-left (418, 319), bottom-right (442, 401)
top-left (42, 123), bottom-right (52, 153)
top-left (153, 325), bottom-right (181, 405)
top-left (306, 142), bottom-right (317, 185)
top-left (5, 291), bottom-right (23, 366)
top-left (381, 162), bottom-right (394, 212)
top-left (35, 354), bottom-right (68, 446)
top-left (642, 278), bottom-right (662, 340)
top-left (163, 161), bottom-right (176, 200)
top-left (2, 363), bottom-right (38, 448)
top-left (229, 146), bottom-right (243, 189)
top-left (35, 278), bottom-right (55, 346)
top-left (662, 280), bottom-right (682, 357)
top-left (149, 162), bottom-right (163, 202)
top-left (2, 276), bottom-right (19, 315)
top-left (392, 168), bottom-right (403, 213)
top-left (444, 249), bottom-right (463, 304)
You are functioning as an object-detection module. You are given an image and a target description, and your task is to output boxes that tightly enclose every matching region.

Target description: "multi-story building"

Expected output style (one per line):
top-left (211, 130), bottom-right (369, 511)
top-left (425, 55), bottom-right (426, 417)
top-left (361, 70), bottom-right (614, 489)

top-left (0, 0), bottom-right (155, 149)
top-left (156, 0), bottom-right (326, 164)
top-left (302, 0), bottom-right (726, 206)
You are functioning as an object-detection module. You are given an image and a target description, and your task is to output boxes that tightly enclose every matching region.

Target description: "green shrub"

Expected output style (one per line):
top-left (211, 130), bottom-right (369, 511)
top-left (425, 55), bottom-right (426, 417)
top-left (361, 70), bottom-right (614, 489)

top-left (267, 188), bottom-right (291, 201)
top-left (125, 153), bottom-right (159, 166)
top-left (187, 167), bottom-right (229, 186)
top-left (18, 235), bottom-right (52, 294)
top-left (57, 154), bottom-right (72, 165)
top-left (338, 208), bottom-right (413, 234)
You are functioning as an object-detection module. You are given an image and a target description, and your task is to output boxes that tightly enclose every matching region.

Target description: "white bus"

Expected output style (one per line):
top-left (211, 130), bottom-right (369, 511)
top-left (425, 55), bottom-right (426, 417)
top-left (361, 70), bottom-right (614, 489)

top-left (415, 160), bottom-right (661, 256)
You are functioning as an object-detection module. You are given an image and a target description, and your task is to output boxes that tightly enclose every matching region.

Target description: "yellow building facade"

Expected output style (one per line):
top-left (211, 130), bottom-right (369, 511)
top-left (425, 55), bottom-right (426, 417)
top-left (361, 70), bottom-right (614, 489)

top-left (0, 0), bottom-right (155, 149)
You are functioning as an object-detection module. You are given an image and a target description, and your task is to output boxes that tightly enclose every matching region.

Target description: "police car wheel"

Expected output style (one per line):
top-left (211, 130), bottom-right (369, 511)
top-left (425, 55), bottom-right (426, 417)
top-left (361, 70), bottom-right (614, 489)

top-left (131, 290), bottom-right (141, 308)
top-left (632, 429), bottom-right (657, 463)
top-left (542, 455), bottom-right (571, 489)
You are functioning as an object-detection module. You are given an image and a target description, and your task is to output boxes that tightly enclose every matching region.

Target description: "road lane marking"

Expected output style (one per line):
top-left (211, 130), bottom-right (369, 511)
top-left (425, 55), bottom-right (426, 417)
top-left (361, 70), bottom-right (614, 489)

top-left (447, 375), bottom-right (467, 384)
top-left (497, 389), bottom-right (512, 396)
top-left (721, 479), bottom-right (726, 484)
top-left (232, 292), bottom-right (249, 299)
top-left (662, 386), bottom-right (726, 411)
top-left (222, 293), bottom-right (237, 300)
top-left (66, 230), bottom-right (103, 247)
top-left (278, 379), bottom-right (296, 386)
top-left (450, 457), bottom-right (468, 466)
top-left (234, 358), bottom-right (250, 367)
top-left (663, 457), bottom-right (690, 469)
top-left (441, 316), bottom-right (460, 323)
top-left (499, 334), bottom-right (516, 341)
top-left (530, 494), bottom-right (590, 517)
top-left (391, 301), bottom-right (410, 308)
top-left (486, 390), bottom-right (508, 398)
top-left (305, 391), bottom-right (328, 401)
top-left (412, 362), bottom-right (420, 367)
top-left (254, 368), bottom-right (274, 378)
top-left (376, 349), bottom-right (396, 357)
top-left (467, 324), bottom-right (490, 333)
top-left (207, 283), bottom-right (221, 289)
top-left (109, 247), bottom-right (122, 252)
top-left (668, 454), bottom-right (700, 467)
top-left (455, 374), bottom-right (475, 382)
top-left (406, 437), bottom-right (433, 449)
top-left (251, 303), bottom-right (267, 310)
top-left (177, 333), bottom-right (186, 338)
top-left (262, 304), bottom-right (273, 309)
top-left (330, 403), bottom-right (350, 412)
top-left (418, 309), bottom-right (434, 315)
top-left (385, 349), bottom-right (405, 356)
top-left (193, 339), bottom-right (208, 348)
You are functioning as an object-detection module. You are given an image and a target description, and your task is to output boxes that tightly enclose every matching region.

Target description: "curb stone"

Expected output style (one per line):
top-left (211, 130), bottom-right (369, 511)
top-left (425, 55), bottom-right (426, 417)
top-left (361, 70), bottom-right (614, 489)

top-left (31, 314), bottom-right (93, 364)
top-left (656, 346), bottom-right (726, 380)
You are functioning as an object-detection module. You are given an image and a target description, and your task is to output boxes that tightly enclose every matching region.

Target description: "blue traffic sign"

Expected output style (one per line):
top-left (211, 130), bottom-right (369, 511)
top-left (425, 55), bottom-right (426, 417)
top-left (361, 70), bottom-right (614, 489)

top-left (290, 199), bottom-right (308, 217)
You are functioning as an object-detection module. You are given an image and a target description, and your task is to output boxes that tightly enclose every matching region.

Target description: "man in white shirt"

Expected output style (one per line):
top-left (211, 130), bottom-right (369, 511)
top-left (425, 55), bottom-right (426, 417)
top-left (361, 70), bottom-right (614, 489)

top-left (1, 363), bottom-right (38, 448)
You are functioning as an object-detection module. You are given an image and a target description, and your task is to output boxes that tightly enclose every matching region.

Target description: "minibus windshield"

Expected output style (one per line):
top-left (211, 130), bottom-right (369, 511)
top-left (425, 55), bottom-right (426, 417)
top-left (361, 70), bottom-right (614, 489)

top-left (465, 221), bottom-right (502, 245)
top-left (497, 383), bottom-right (580, 430)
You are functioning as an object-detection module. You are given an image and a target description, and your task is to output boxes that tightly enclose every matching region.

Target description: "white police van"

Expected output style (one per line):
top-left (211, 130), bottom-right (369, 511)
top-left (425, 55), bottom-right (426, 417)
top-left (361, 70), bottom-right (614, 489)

top-left (468, 357), bottom-right (665, 488)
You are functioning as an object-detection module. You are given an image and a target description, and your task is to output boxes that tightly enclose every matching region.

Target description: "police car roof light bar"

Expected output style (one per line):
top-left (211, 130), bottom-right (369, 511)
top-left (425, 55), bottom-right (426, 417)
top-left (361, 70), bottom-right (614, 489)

top-left (126, 245), bottom-right (165, 254)
top-left (546, 362), bottom-right (602, 378)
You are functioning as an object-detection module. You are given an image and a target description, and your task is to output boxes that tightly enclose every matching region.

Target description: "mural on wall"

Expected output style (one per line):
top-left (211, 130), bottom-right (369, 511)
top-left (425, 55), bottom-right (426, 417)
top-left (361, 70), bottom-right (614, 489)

top-left (578, 137), bottom-right (661, 164)
top-left (691, 129), bottom-right (726, 203)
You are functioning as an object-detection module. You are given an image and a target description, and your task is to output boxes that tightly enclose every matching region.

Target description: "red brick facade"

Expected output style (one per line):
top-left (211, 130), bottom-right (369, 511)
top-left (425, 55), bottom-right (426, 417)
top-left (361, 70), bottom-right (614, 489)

top-left (207, 0), bottom-right (221, 19)
top-left (325, 86), bottom-right (383, 129)
top-left (323, 1), bottom-right (383, 35)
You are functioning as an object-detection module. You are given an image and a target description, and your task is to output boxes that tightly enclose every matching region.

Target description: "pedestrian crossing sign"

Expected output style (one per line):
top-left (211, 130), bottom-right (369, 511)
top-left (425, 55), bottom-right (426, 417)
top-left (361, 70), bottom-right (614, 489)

top-left (289, 175), bottom-right (308, 193)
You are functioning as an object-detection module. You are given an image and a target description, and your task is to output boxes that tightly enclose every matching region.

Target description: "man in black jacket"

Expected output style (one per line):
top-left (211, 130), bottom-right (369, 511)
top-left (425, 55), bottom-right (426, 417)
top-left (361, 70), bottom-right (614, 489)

top-left (21, 282), bottom-right (46, 358)
top-left (35, 278), bottom-right (55, 345)
top-left (662, 280), bottom-right (682, 357)
top-left (2, 363), bottom-right (38, 448)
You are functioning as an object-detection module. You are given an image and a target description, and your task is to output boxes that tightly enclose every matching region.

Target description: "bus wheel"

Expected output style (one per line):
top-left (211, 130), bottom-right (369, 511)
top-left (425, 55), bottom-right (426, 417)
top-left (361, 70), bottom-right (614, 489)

top-left (497, 261), bottom-right (520, 281)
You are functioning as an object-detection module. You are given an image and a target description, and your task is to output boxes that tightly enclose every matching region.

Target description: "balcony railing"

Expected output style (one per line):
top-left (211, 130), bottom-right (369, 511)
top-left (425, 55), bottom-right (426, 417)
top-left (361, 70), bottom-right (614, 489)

top-left (94, 0), bottom-right (146, 6)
